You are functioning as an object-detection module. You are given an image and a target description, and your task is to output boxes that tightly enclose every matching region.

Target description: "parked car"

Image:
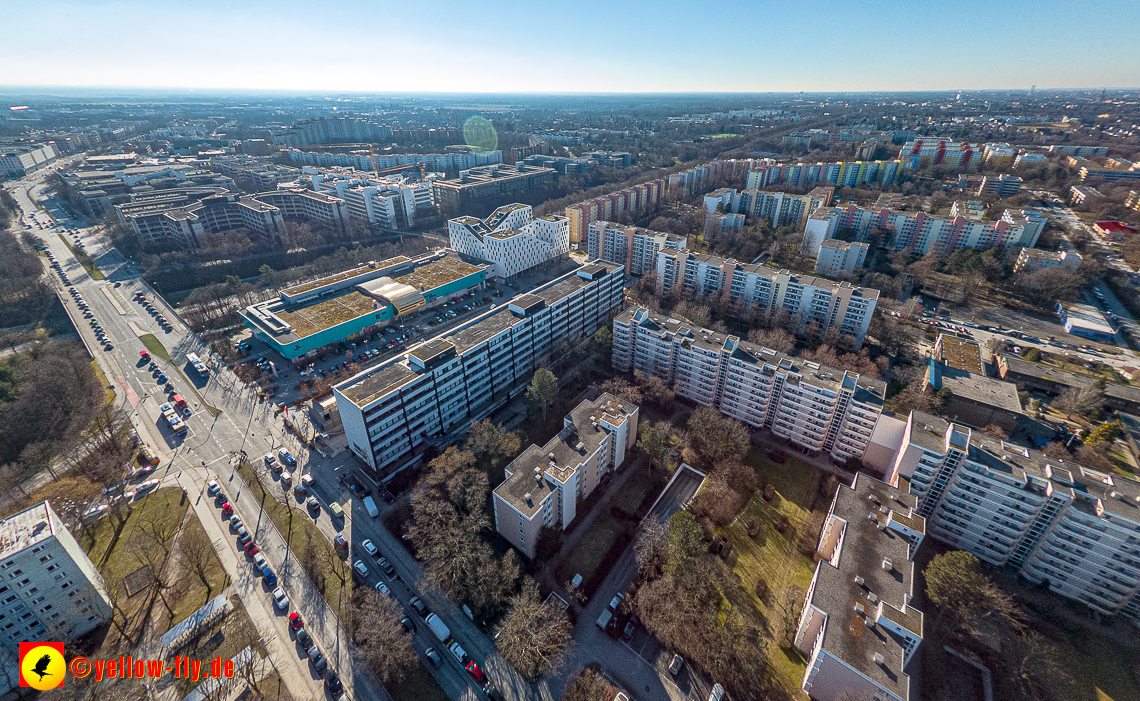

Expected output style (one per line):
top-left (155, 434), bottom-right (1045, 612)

top-left (361, 539), bottom-right (378, 557)
top-left (425, 648), bottom-right (441, 666)
top-left (272, 587), bottom-right (290, 610)
top-left (289, 611), bottom-right (303, 630)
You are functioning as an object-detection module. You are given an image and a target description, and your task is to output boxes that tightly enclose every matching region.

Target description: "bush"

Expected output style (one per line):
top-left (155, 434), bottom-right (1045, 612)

top-left (747, 520), bottom-right (761, 539)
top-left (719, 540), bottom-right (733, 559)
top-left (763, 484), bottom-right (776, 502)
top-left (755, 578), bottom-right (769, 601)
top-left (775, 514), bottom-right (790, 534)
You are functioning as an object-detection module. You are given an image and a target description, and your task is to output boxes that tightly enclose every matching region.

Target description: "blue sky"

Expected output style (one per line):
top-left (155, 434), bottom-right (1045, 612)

top-left (2, 0), bottom-right (1137, 92)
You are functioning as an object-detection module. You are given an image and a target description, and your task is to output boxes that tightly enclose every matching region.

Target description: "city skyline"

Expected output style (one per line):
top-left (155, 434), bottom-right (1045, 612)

top-left (2, 0), bottom-right (1138, 93)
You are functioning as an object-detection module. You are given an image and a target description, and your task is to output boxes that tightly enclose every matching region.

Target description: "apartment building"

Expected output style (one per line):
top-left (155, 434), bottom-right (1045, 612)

top-left (1014, 152), bottom-right (1047, 166)
top-left (448, 203), bottom-right (569, 280)
top-left (1047, 145), bottom-right (1109, 157)
top-left (982, 143), bottom-right (1017, 168)
top-left (977, 173), bottom-right (1022, 198)
top-left (794, 473), bottom-right (925, 701)
top-left (889, 411), bottom-right (1140, 620)
top-left (1069, 185), bottom-right (1105, 207)
top-left (273, 116), bottom-right (392, 147)
top-left (288, 146), bottom-right (501, 173)
top-left (654, 251), bottom-right (879, 346)
top-left (432, 164), bottom-right (556, 218)
top-left (334, 263), bottom-right (625, 478)
top-left (0, 502), bottom-right (113, 692)
top-left (564, 179), bottom-right (669, 245)
top-left (704, 212), bottom-right (745, 238)
top-left (897, 140), bottom-right (983, 171)
top-left (613, 308), bottom-right (885, 461)
top-left (0, 143), bottom-right (58, 176)
top-left (310, 169), bottom-right (434, 230)
top-left (493, 393), bottom-right (638, 558)
top-left (805, 204), bottom-right (1042, 257)
top-left (587, 221), bottom-right (686, 276)
top-left (814, 240), bottom-right (869, 278)
top-left (1080, 167), bottom-right (1140, 184)
top-left (746, 160), bottom-right (898, 190)
top-left (1014, 248), bottom-right (1083, 274)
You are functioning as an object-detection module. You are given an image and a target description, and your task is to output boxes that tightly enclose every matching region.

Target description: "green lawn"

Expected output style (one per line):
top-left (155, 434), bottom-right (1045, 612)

top-left (390, 659), bottom-right (449, 701)
top-left (82, 487), bottom-right (187, 580)
top-left (718, 447), bottom-right (822, 696)
top-left (170, 512), bottom-right (231, 626)
top-left (708, 133), bottom-right (741, 139)
top-left (140, 333), bottom-right (172, 363)
top-left (237, 462), bottom-right (350, 614)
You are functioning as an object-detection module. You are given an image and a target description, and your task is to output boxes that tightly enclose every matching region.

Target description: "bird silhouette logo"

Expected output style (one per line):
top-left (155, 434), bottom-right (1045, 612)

top-left (19, 642), bottom-right (65, 690)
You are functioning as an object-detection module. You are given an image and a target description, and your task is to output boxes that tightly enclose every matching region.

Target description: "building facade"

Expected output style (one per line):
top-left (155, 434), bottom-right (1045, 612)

top-left (587, 222), bottom-right (686, 276)
top-left (794, 473), bottom-right (924, 701)
top-left (0, 144), bottom-right (58, 176)
top-left (0, 502), bottom-right (113, 693)
top-left (432, 164), bottom-right (556, 218)
top-left (814, 240), bottom-right (869, 278)
top-left (889, 411), bottom-right (1140, 620)
top-left (1014, 248), bottom-right (1083, 274)
top-left (655, 251), bottom-right (879, 346)
top-left (613, 307), bottom-right (885, 461)
top-left (334, 263), bottom-right (625, 478)
top-left (448, 203), bottom-right (570, 281)
top-left (493, 394), bottom-right (638, 558)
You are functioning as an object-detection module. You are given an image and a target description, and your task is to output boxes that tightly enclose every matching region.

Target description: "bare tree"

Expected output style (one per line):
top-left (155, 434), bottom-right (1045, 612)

top-left (180, 521), bottom-right (221, 595)
top-left (136, 503), bottom-right (182, 556)
top-left (495, 579), bottom-right (573, 681)
top-left (353, 589), bottom-right (417, 684)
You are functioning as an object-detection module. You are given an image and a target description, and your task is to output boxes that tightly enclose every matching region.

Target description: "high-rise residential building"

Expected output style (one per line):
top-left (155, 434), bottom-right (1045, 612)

top-left (1014, 152), bottom-right (1047, 166)
top-left (1014, 248), bottom-right (1083, 274)
top-left (888, 411), bottom-right (1140, 620)
top-left (982, 143), bottom-right (1017, 167)
top-left (977, 173), bottom-right (1023, 198)
top-left (564, 179), bottom-right (667, 245)
top-left (897, 140), bottom-right (983, 171)
top-left (794, 473), bottom-right (925, 701)
top-left (746, 160), bottom-right (899, 190)
top-left (0, 502), bottom-right (113, 692)
top-left (1080, 167), bottom-right (1140, 184)
top-left (493, 393), bottom-right (638, 558)
top-left (804, 204), bottom-right (1042, 257)
top-left (654, 251), bottom-right (879, 346)
top-left (334, 263), bottom-right (625, 478)
top-left (448, 203), bottom-right (569, 281)
top-left (1046, 145), bottom-right (1109, 157)
top-left (308, 169), bottom-right (435, 230)
top-left (287, 147), bottom-right (502, 173)
top-left (432, 163), bottom-right (556, 218)
top-left (587, 222), bottom-right (686, 276)
top-left (814, 240), bottom-right (869, 278)
top-left (273, 117), bottom-right (392, 147)
top-left (613, 308), bottom-right (884, 461)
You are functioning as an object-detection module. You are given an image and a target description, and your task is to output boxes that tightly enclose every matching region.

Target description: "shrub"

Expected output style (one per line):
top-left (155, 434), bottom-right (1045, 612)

top-left (775, 514), bottom-right (790, 534)
top-left (755, 578), bottom-right (769, 601)
top-left (763, 484), bottom-right (776, 501)
top-left (747, 520), bottom-right (761, 539)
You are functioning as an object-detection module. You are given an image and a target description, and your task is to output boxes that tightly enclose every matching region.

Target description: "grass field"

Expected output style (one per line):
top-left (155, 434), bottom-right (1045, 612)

top-left (719, 447), bottom-right (822, 696)
top-left (708, 133), bottom-right (741, 139)
top-left (237, 462), bottom-right (350, 614)
top-left (170, 512), bottom-right (231, 626)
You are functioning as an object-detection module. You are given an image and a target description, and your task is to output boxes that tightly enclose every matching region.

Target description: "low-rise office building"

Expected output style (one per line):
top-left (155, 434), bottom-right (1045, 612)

top-left (1014, 248), bottom-right (1083, 274)
top-left (655, 250), bottom-right (879, 346)
top-left (493, 393), bottom-right (638, 558)
top-left (1057, 301), bottom-right (1116, 342)
top-left (334, 263), bottom-right (625, 478)
top-left (241, 251), bottom-right (487, 360)
top-left (587, 221), bottom-right (686, 276)
top-left (814, 240), bottom-right (868, 278)
top-left (432, 163), bottom-right (556, 218)
top-left (794, 473), bottom-right (924, 701)
top-left (0, 502), bottom-right (113, 693)
top-left (613, 307), bottom-right (884, 461)
top-left (888, 411), bottom-right (1140, 620)
top-left (448, 203), bottom-right (570, 281)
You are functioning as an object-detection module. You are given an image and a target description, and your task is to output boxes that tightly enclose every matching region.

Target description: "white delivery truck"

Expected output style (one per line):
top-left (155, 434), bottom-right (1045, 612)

top-left (425, 613), bottom-right (450, 643)
top-left (363, 495), bottom-right (379, 518)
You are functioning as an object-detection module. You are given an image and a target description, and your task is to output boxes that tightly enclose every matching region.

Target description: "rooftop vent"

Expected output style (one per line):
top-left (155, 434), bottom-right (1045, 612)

top-left (882, 558), bottom-right (894, 572)
top-left (524, 493), bottom-right (533, 507)
top-left (873, 653), bottom-right (885, 666)
top-left (854, 602), bottom-right (865, 615)
top-left (854, 576), bottom-right (865, 588)
top-left (868, 592), bottom-right (879, 604)
top-left (868, 513), bottom-right (878, 522)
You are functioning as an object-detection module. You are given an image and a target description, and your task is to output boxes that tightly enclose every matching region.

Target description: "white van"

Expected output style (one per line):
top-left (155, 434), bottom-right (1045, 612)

top-left (363, 495), bottom-right (379, 518)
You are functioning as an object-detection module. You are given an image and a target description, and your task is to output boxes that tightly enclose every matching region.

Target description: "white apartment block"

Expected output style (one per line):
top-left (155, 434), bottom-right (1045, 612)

top-left (613, 307), bottom-right (885, 461)
top-left (493, 394), bottom-right (638, 558)
top-left (587, 221), bottom-right (687, 276)
top-left (889, 411), bottom-right (1140, 620)
top-left (806, 204), bottom-right (1042, 257)
top-left (334, 263), bottom-right (624, 478)
top-left (448, 203), bottom-right (569, 281)
top-left (1014, 248), bottom-right (1083, 274)
top-left (794, 473), bottom-right (925, 701)
top-left (0, 502), bottom-right (113, 691)
top-left (309, 169), bottom-right (435, 229)
top-left (705, 187), bottom-right (830, 230)
top-left (655, 250), bottom-right (879, 346)
top-left (814, 240), bottom-right (869, 278)
top-left (0, 144), bottom-right (58, 177)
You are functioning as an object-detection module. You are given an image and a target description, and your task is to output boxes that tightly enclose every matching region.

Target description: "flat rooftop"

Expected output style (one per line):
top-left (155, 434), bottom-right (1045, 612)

top-left (932, 363), bottom-right (1022, 414)
top-left (272, 291), bottom-right (381, 339)
top-left (936, 334), bottom-right (984, 374)
top-left (0, 502), bottom-right (56, 560)
top-left (394, 255), bottom-right (484, 291)
top-left (282, 257), bottom-right (410, 296)
top-left (1059, 301), bottom-right (1115, 335)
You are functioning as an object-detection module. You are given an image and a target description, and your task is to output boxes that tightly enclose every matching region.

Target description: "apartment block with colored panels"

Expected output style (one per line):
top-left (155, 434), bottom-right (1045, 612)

top-left (587, 221), bottom-right (686, 276)
top-left (334, 263), bottom-right (625, 479)
top-left (654, 250), bottom-right (879, 346)
top-left (896, 139), bottom-right (983, 171)
top-left (889, 411), bottom-right (1140, 620)
top-left (493, 393), bottom-right (638, 559)
top-left (240, 251), bottom-right (487, 360)
top-left (794, 473), bottom-right (925, 701)
top-left (613, 307), bottom-right (884, 461)
top-left (745, 160), bottom-right (900, 190)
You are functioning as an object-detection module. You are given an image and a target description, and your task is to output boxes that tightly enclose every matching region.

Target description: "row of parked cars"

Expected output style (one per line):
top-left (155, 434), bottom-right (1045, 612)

top-left (134, 291), bottom-right (172, 333)
top-left (207, 479), bottom-right (346, 698)
top-left (64, 282), bottom-right (116, 352)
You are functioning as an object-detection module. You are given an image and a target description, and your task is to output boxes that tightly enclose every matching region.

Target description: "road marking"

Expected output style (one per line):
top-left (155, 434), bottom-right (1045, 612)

top-left (115, 377), bottom-right (140, 407)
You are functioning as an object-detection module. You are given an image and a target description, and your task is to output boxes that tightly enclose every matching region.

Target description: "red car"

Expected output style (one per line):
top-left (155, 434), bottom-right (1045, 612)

top-left (221, 502), bottom-right (233, 516)
top-left (244, 542), bottom-right (259, 556)
top-left (465, 661), bottom-right (486, 684)
top-left (289, 611), bottom-right (303, 630)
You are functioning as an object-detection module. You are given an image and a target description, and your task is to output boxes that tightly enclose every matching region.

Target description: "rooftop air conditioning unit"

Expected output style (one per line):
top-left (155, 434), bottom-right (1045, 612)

top-left (873, 653), bottom-right (885, 666)
top-left (854, 602), bottom-right (865, 615)
top-left (854, 576), bottom-right (865, 587)
top-left (882, 558), bottom-right (893, 571)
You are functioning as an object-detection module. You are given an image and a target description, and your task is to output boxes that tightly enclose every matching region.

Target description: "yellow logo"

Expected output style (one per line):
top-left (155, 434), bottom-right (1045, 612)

top-left (20, 643), bottom-right (66, 690)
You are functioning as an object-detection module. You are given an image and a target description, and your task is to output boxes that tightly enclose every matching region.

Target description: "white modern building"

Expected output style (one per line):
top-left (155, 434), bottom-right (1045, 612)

top-left (814, 240), bottom-right (869, 278)
top-left (0, 502), bottom-right (113, 692)
top-left (309, 169), bottom-right (435, 230)
top-left (613, 307), bottom-right (885, 461)
top-left (587, 221), bottom-right (687, 276)
top-left (655, 250), bottom-right (879, 346)
top-left (1014, 248), bottom-right (1083, 274)
top-left (448, 203), bottom-right (570, 281)
top-left (334, 262), bottom-right (625, 478)
top-left (0, 144), bottom-right (58, 177)
top-left (794, 473), bottom-right (924, 701)
top-left (493, 393), bottom-right (638, 558)
top-left (888, 411), bottom-right (1140, 620)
